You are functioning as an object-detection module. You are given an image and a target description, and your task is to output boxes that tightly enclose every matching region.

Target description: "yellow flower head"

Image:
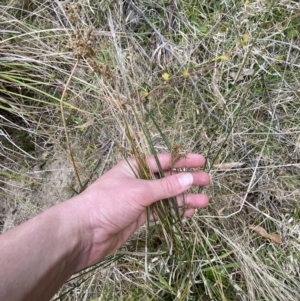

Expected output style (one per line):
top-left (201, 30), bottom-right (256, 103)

top-left (141, 91), bottom-right (149, 98)
top-left (183, 69), bottom-right (190, 77)
top-left (212, 55), bottom-right (229, 62)
top-left (162, 72), bottom-right (170, 81)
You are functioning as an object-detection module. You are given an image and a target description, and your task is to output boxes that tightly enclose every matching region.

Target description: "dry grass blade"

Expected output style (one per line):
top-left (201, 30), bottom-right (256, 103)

top-left (59, 58), bottom-right (83, 191)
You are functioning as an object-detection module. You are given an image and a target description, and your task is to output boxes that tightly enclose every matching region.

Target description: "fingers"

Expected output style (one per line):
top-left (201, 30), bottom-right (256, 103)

top-left (148, 193), bottom-right (209, 221)
top-left (129, 153), bottom-right (206, 173)
top-left (171, 193), bottom-right (208, 217)
top-left (176, 193), bottom-right (209, 209)
top-left (182, 208), bottom-right (196, 217)
top-left (141, 172), bottom-right (210, 207)
top-left (142, 173), bottom-right (193, 206)
top-left (164, 171), bottom-right (210, 186)
top-left (193, 171), bottom-right (210, 186)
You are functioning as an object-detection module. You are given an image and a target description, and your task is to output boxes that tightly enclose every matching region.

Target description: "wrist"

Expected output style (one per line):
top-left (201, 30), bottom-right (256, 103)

top-left (50, 195), bottom-right (93, 273)
top-left (66, 190), bottom-right (119, 270)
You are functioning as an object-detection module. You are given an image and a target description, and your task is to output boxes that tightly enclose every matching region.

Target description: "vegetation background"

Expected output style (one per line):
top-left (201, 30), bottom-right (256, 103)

top-left (1, 0), bottom-right (299, 300)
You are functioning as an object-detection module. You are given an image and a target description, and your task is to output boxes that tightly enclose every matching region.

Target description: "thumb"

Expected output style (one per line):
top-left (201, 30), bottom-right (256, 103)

top-left (144, 173), bottom-right (193, 206)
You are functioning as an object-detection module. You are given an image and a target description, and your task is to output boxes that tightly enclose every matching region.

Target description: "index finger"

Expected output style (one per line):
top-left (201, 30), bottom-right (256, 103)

top-left (135, 153), bottom-right (206, 173)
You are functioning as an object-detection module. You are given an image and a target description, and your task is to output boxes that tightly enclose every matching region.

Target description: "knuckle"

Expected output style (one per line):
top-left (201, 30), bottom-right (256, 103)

top-left (161, 177), bottom-right (176, 196)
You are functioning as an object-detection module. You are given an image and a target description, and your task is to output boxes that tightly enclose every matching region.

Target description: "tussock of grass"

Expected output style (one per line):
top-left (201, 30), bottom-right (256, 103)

top-left (1, 0), bottom-right (300, 300)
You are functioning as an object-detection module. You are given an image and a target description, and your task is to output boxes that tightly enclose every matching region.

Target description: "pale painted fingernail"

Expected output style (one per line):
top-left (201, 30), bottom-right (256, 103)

top-left (178, 173), bottom-right (193, 188)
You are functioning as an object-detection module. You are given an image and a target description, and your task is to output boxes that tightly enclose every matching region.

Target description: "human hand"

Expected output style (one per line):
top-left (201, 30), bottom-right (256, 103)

top-left (72, 153), bottom-right (210, 270)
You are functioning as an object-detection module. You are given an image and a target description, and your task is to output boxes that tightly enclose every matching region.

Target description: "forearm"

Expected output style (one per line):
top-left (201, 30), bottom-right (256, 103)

top-left (0, 198), bottom-right (88, 301)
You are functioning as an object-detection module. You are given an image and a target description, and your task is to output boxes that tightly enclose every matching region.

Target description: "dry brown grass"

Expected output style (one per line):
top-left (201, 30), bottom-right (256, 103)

top-left (1, 1), bottom-right (299, 300)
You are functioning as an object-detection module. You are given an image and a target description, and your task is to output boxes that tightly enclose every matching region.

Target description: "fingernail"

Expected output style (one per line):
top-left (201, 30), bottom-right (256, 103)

top-left (178, 173), bottom-right (193, 188)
